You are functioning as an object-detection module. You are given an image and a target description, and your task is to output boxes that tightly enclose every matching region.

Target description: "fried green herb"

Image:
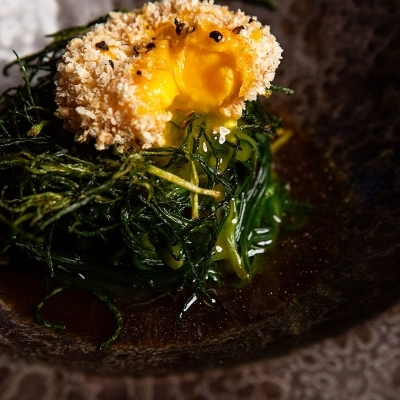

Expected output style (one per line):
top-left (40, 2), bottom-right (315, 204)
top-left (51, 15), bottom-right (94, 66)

top-left (0, 14), bottom-right (305, 348)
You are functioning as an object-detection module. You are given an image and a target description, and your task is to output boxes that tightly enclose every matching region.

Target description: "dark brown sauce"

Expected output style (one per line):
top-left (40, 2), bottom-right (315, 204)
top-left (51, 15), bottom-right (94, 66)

top-left (0, 133), bottom-right (350, 348)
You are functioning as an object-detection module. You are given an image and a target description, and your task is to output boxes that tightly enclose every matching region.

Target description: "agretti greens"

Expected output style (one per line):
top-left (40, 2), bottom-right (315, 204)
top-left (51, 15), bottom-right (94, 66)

top-left (0, 15), bottom-right (302, 347)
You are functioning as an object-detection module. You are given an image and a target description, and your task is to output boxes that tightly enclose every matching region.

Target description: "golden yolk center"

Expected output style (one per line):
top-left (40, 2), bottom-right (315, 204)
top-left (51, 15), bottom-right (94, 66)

top-left (131, 20), bottom-right (245, 124)
top-left (180, 49), bottom-right (237, 112)
top-left (132, 41), bottom-right (179, 116)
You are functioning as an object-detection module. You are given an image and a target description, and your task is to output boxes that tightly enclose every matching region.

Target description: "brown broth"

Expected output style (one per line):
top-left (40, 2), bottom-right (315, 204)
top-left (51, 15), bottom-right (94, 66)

top-left (0, 133), bottom-right (350, 348)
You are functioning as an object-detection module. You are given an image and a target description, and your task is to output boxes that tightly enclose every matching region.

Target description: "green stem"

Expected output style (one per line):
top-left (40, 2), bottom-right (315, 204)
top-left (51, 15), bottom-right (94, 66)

top-left (146, 164), bottom-right (220, 199)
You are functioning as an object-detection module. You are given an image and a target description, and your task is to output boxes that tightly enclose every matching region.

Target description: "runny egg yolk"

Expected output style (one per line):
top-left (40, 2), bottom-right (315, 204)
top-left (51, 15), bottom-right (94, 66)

top-left (131, 19), bottom-right (261, 142)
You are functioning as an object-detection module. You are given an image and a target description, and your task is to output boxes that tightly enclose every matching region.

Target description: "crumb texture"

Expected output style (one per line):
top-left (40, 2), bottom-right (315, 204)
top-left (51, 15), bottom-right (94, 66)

top-left (54, 0), bottom-right (282, 151)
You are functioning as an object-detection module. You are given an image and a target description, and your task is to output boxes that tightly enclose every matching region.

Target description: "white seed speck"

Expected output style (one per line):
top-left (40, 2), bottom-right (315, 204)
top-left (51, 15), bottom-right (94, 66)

top-left (273, 215), bottom-right (282, 223)
top-left (219, 126), bottom-right (230, 144)
top-left (216, 245), bottom-right (223, 253)
top-left (258, 240), bottom-right (273, 246)
top-left (203, 142), bottom-right (207, 152)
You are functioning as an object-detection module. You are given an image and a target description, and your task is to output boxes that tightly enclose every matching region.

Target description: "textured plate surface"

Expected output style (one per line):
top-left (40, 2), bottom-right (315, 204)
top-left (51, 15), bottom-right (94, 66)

top-left (0, 0), bottom-right (399, 398)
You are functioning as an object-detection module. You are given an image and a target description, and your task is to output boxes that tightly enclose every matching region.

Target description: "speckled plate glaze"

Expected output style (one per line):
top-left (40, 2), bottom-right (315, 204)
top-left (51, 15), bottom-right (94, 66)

top-left (0, 0), bottom-right (399, 399)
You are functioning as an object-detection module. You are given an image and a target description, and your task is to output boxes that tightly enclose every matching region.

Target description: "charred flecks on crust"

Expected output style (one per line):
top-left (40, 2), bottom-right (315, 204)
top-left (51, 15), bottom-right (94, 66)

top-left (174, 18), bottom-right (185, 35)
top-left (209, 31), bottom-right (223, 42)
top-left (133, 42), bottom-right (156, 56)
top-left (146, 42), bottom-right (156, 52)
top-left (186, 25), bottom-right (195, 34)
top-left (95, 41), bottom-right (109, 51)
top-left (133, 45), bottom-right (143, 56)
top-left (136, 70), bottom-right (142, 75)
top-left (108, 60), bottom-right (114, 69)
top-left (232, 25), bottom-right (245, 34)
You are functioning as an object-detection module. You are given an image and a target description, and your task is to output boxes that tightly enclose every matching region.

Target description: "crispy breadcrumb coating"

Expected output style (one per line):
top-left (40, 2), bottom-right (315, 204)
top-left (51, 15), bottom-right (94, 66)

top-left (54, 0), bottom-right (282, 152)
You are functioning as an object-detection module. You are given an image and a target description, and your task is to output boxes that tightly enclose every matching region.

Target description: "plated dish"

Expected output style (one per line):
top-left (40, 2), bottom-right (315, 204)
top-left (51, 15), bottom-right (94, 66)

top-left (0, 0), bottom-right (303, 349)
top-left (0, 0), bottom-right (399, 398)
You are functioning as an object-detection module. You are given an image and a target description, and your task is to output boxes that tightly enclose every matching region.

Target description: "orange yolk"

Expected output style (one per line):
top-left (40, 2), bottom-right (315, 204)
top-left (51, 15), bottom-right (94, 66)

top-left (130, 19), bottom-right (263, 143)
